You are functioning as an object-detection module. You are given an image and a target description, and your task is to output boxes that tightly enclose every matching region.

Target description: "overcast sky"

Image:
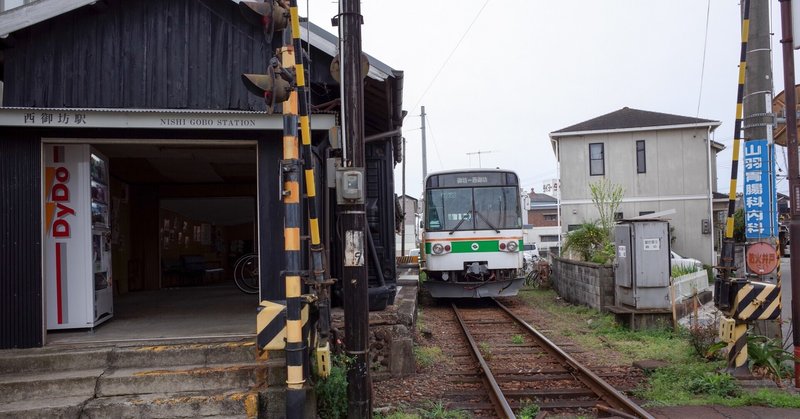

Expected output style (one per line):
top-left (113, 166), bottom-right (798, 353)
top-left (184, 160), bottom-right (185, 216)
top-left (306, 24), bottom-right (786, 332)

top-left (301, 0), bottom-right (799, 199)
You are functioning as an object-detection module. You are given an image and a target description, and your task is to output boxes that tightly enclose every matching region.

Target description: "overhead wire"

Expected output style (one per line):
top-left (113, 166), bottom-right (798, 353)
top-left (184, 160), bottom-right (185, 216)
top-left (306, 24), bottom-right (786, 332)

top-left (696, 0), bottom-right (711, 117)
top-left (423, 114), bottom-right (445, 170)
top-left (411, 0), bottom-right (491, 110)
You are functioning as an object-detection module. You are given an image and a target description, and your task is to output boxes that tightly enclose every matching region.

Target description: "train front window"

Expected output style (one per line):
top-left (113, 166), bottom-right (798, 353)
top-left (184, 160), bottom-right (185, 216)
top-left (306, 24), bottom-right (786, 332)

top-left (474, 187), bottom-right (521, 230)
top-left (426, 186), bottom-right (521, 231)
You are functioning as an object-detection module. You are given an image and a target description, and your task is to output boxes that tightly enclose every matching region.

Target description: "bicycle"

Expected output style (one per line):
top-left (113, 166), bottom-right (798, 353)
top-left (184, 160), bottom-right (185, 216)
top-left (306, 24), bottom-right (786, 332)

top-left (524, 259), bottom-right (552, 288)
top-left (233, 253), bottom-right (259, 294)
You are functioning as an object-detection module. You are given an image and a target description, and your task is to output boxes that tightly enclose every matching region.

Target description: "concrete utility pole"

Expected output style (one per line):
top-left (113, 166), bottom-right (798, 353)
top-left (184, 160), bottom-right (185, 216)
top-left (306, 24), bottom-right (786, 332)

top-left (743, 0), bottom-right (772, 142)
top-left (338, 0), bottom-right (371, 416)
top-left (778, 0), bottom-right (800, 388)
top-left (743, 0), bottom-right (782, 340)
top-left (421, 105), bottom-right (428, 181)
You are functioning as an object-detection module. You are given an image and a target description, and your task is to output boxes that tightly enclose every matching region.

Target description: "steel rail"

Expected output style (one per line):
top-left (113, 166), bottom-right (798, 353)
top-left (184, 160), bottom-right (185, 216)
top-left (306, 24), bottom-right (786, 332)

top-left (492, 298), bottom-right (654, 419)
top-left (451, 303), bottom-right (516, 419)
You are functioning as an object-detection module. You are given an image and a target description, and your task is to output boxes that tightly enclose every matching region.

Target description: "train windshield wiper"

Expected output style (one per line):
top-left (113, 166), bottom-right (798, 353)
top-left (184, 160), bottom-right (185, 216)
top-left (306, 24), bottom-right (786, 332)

top-left (474, 210), bottom-right (500, 233)
top-left (448, 211), bottom-right (472, 235)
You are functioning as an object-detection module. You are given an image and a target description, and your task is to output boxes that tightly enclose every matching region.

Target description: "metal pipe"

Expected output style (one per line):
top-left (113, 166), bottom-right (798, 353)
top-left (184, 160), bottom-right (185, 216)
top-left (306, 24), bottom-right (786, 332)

top-left (364, 128), bottom-right (403, 142)
top-left (778, 0), bottom-right (800, 388)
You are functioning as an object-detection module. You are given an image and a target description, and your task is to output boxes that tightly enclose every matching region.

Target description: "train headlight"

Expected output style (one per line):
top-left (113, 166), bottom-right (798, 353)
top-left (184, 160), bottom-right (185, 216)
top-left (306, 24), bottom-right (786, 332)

top-left (432, 243), bottom-right (445, 255)
top-left (507, 241), bottom-right (519, 252)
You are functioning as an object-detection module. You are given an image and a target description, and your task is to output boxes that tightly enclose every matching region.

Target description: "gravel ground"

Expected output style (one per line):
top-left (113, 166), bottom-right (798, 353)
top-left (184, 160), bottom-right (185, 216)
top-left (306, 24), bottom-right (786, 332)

top-left (372, 292), bottom-right (647, 415)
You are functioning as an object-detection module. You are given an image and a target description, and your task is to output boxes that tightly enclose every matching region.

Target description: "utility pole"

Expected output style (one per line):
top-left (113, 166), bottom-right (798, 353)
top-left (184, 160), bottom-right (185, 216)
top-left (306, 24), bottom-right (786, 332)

top-left (778, 0), bottom-right (800, 388)
top-left (401, 137), bottom-right (407, 256)
top-left (421, 106), bottom-right (428, 181)
top-left (743, 0), bottom-right (782, 341)
top-left (338, 0), bottom-right (371, 416)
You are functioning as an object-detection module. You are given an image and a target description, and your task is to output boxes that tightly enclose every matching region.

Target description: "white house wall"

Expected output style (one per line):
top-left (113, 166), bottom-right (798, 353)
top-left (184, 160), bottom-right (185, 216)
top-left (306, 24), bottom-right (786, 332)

top-left (558, 126), bottom-right (715, 265)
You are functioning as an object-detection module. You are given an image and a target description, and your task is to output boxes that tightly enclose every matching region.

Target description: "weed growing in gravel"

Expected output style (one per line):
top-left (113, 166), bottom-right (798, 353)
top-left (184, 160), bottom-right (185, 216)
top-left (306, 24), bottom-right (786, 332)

top-left (419, 401), bottom-right (469, 419)
top-left (413, 346), bottom-right (443, 369)
top-left (517, 400), bottom-right (540, 418)
top-left (511, 334), bottom-right (524, 344)
top-left (478, 341), bottom-right (493, 360)
top-left (374, 402), bottom-right (470, 419)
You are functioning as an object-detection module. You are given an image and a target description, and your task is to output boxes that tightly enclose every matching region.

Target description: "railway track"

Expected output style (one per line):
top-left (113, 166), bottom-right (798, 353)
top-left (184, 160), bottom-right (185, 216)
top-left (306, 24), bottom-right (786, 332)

top-left (447, 298), bottom-right (654, 418)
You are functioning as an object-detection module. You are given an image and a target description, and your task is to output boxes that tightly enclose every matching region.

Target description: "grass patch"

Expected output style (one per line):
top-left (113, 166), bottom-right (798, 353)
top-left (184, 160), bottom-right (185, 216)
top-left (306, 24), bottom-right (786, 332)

top-left (511, 334), bottom-right (524, 345)
top-left (517, 288), bottom-right (800, 407)
top-left (414, 346), bottom-right (444, 369)
top-left (375, 401), bottom-right (469, 419)
top-left (517, 289), bottom-right (693, 365)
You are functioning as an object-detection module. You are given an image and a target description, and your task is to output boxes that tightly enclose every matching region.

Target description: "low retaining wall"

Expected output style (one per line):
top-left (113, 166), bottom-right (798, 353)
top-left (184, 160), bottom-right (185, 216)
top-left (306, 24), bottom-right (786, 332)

top-left (551, 257), bottom-right (615, 312)
top-left (331, 283), bottom-right (417, 379)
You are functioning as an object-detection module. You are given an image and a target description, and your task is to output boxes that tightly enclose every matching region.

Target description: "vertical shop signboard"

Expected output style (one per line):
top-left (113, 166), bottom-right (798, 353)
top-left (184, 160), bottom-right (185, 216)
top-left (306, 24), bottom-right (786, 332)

top-left (45, 144), bottom-right (91, 329)
top-left (743, 139), bottom-right (778, 239)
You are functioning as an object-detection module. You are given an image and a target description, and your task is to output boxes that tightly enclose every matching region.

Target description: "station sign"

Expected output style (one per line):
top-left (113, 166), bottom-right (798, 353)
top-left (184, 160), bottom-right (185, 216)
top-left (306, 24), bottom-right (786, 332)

top-left (743, 139), bottom-right (778, 239)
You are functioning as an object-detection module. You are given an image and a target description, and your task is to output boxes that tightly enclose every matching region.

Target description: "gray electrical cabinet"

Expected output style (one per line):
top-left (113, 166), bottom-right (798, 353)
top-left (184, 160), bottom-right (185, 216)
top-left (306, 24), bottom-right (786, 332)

top-left (614, 220), bottom-right (671, 309)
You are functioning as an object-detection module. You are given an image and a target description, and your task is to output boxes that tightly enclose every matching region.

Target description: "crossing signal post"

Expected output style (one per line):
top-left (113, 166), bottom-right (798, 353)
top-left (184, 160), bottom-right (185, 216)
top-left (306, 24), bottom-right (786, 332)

top-left (239, 0), bottom-right (334, 416)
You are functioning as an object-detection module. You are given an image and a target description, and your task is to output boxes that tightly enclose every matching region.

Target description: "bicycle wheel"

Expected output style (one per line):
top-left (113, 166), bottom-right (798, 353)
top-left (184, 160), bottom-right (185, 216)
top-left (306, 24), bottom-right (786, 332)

top-left (234, 254), bottom-right (259, 294)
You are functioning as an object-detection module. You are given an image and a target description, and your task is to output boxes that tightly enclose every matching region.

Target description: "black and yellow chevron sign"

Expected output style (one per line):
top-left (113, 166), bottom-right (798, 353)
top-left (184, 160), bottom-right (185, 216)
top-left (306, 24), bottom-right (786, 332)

top-left (257, 300), bottom-right (309, 350)
top-left (731, 281), bottom-right (781, 321)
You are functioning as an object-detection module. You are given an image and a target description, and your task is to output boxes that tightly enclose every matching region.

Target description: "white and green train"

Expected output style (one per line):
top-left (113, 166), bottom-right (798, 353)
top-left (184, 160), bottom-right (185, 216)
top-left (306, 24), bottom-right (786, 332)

top-left (421, 169), bottom-right (526, 298)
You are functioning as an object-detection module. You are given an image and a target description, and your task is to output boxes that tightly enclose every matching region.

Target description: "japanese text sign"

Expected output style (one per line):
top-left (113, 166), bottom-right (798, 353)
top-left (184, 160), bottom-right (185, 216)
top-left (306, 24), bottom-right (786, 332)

top-left (743, 139), bottom-right (778, 239)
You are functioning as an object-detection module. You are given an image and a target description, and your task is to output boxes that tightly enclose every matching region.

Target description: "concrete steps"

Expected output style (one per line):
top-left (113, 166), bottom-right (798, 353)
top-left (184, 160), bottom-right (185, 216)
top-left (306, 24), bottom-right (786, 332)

top-left (0, 339), bottom-right (272, 418)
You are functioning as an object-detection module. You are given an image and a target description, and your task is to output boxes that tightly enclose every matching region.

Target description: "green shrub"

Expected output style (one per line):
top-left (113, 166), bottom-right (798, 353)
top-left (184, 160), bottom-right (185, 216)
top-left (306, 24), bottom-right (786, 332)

top-left (671, 265), bottom-right (699, 277)
top-left (315, 355), bottom-right (351, 419)
top-left (748, 334), bottom-right (796, 381)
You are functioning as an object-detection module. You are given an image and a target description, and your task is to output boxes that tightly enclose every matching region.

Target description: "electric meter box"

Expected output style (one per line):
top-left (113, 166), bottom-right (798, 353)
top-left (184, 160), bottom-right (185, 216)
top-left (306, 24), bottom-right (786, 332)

top-left (335, 168), bottom-right (365, 204)
top-left (614, 220), bottom-right (671, 309)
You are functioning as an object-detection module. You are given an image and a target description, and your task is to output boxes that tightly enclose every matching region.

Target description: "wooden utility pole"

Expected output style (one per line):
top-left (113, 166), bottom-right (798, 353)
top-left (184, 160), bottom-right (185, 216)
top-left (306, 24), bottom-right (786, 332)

top-left (338, 0), bottom-right (371, 416)
top-left (778, 0), bottom-right (800, 388)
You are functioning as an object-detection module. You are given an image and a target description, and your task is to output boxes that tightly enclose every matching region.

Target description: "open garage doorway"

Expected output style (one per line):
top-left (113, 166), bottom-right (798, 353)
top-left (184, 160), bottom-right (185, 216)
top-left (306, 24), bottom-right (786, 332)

top-left (44, 141), bottom-right (260, 345)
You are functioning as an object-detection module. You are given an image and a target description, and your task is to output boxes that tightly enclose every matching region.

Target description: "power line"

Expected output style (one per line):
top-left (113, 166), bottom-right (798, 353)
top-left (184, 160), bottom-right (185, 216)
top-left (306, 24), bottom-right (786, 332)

top-left (411, 0), bottom-right (491, 109)
top-left (423, 114), bottom-right (445, 169)
top-left (696, 0), bottom-right (711, 117)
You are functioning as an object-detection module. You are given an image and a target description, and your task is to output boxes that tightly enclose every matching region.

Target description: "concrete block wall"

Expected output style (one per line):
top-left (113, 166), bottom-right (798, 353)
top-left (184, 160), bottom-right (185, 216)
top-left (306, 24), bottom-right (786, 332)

top-left (552, 257), bottom-right (615, 311)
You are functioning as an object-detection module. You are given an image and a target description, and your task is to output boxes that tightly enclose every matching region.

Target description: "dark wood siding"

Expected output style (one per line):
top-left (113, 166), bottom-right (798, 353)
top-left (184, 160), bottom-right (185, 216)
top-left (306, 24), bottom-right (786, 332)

top-left (0, 135), bottom-right (43, 349)
top-left (3, 0), bottom-right (274, 111)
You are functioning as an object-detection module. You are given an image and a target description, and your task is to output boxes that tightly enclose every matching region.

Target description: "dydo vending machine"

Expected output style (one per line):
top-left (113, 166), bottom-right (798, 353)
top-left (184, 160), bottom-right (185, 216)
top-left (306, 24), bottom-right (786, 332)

top-left (44, 144), bottom-right (113, 329)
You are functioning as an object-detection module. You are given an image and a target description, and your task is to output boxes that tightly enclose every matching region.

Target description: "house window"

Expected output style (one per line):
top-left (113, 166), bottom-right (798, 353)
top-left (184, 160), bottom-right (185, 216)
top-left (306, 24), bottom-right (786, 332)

top-left (636, 140), bottom-right (646, 173)
top-left (543, 214), bottom-right (557, 221)
top-left (614, 212), bottom-right (624, 221)
top-left (567, 224), bottom-right (582, 232)
top-left (540, 235), bottom-right (559, 242)
top-left (589, 143), bottom-right (604, 176)
top-left (639, 211), bottom-right (655, 216)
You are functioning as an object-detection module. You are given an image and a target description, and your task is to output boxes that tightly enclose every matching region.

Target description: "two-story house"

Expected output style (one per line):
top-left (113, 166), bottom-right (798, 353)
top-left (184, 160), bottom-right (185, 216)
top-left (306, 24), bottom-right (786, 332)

top-left (549, 107), bottom-right (723, 265)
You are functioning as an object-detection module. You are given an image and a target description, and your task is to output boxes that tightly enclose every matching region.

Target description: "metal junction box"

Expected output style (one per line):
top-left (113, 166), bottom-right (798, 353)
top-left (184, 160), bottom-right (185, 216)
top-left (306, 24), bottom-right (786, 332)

top-left (614, 220), bottom-right (671, 309)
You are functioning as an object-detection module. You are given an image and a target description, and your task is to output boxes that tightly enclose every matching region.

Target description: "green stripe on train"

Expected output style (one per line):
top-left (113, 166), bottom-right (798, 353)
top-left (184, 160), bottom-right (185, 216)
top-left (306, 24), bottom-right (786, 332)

top-left (424, 239), bottom-right (523, 254)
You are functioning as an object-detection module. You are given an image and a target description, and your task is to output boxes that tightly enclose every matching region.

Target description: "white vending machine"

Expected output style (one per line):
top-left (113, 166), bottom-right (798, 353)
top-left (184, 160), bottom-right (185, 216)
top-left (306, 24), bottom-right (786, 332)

top-left (44, 144), bottom-right (113, 329)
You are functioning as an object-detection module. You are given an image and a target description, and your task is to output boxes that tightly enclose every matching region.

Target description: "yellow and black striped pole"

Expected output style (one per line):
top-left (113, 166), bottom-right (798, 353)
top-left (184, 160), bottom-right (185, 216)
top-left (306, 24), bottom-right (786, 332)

top-left (718, 0), bottom-right (750, 374)
top-left (288, 0), bottom-right (332, 377)
top-left (279, 27), bottom-right (307, 419)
